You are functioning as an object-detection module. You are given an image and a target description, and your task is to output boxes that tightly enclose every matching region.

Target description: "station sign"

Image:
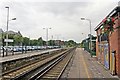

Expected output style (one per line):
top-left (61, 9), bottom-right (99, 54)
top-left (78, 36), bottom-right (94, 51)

top-left (4, 39), bottom-right (13, 42)
top-left (91, 40), bottom-right (96, 42)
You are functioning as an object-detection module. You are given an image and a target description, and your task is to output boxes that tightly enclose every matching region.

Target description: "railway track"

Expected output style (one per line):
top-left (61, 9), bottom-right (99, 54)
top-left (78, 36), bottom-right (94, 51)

top-left (1, 48), bottom-right (73, 80)
top-left (38, 48), bottom-right (75, 79)
top-left (18, 47), bottom-right (76, 80)
top-left (2, 49), bottom-right (64, 73)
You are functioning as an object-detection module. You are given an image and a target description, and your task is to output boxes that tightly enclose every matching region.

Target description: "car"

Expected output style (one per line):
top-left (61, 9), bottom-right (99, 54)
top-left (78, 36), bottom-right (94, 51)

top-left (18, 47), bottom-right (22, 51)
top-left (23, 46), bottom-right (28, 51)
top-left (13, 46), bottom-right (19, 52)
top-left (27, 46), bottom-right (32, 51)
top-left (0, 46), bottom-right (3, 53)
top-left (34, 46), bottom-right (38, 50)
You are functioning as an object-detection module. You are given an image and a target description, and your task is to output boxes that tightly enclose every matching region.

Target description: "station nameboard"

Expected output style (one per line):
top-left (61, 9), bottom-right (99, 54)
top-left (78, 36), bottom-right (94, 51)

top-left (4, 39), bottom-right (13, 42)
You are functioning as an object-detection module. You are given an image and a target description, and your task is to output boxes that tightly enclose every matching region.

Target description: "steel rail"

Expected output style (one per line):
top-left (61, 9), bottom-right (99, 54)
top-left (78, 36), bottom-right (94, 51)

top-left (2, 49), bottom-right (68, 80)
top-left (28, 47), bottom-right (76, 80)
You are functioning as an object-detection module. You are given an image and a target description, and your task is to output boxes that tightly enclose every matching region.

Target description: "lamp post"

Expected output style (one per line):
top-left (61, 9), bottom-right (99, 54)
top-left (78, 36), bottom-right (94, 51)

top-left (51, 35), bottom-right (54, 47)
top-left (5, 7), bottom-right (16, 56)
top-left (81, 18), bottom-right (92, 57)
top-left (43, 27), bottom-right (51, 48)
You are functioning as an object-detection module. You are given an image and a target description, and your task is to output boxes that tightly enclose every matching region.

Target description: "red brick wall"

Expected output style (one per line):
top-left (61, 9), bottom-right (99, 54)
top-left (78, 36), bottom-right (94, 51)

top-left (117, 13), bottom-right (120, 77)
top-left (96, 37), bottom-right (99, 59)
top-left (109, 16), bottom-right (120, 76)
top-left (95, 12), bottom-right (120, 77)
top-left (96, 31), bottom-right (99, 60)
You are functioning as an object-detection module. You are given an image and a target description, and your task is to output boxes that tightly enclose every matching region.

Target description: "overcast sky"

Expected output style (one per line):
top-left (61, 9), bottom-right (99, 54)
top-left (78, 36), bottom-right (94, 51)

top-left (0, 0), bottom-right (119, 43)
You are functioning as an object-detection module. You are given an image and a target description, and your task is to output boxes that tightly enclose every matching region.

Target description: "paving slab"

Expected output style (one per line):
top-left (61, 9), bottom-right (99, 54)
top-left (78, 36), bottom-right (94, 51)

top-left (65, 48), bottom-right (119, 79)
top-left (67, 48), bottom-right (91, 78)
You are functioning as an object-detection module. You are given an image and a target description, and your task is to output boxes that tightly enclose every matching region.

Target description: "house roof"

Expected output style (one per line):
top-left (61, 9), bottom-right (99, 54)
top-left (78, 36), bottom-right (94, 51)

top-left (94, 6), bottom-right (120, 31)
top-left (0, 28), bottom-right (3, 33)
top-left (82, 35), bottom-right (97, 43)
top-left (4, 30), bottom-right (22, 36)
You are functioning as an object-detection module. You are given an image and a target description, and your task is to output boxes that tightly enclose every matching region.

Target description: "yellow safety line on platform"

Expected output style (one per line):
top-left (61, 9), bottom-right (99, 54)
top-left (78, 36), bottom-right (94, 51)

top-left (82, 53), bottom-right (90, 79)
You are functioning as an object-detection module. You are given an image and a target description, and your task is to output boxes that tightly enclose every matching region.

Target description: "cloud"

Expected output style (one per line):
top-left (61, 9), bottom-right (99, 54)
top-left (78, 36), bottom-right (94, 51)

top-left (0, 0), bottom-right (119, 42)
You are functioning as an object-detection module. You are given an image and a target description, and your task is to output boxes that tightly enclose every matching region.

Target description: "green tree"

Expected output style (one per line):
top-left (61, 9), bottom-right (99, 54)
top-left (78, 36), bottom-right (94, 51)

top-left (23, 37), bottom-right (29, 46)
top-left (30, 39), bottom-right (38, 46)
top-left (42, 41), bottom-right (46, 46)
top-left (65, 40), bottom-right (77, 47)
top-left (38, 37), bottom-right (44, 46)
top-left (13, 35), bottom-right (23, 46)
top-left (48, 40), bottom-right (55, 46)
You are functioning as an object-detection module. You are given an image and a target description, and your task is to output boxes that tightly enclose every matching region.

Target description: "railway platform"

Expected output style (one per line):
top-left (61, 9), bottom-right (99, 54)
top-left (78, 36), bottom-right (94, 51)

top-left (0, 48), bottom-right (61, 63)
top-left (62, 48), bottom-right (119, 79)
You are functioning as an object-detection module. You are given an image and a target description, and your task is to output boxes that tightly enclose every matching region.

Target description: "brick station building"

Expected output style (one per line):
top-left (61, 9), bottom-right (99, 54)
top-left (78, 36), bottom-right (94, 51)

top-left (95, 6), bottom-right (120, 77)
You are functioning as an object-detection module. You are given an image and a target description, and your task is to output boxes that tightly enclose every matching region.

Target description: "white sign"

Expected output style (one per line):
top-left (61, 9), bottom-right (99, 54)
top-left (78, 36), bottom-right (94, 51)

top-left (91, 40), bottom-right (96, 42)
top-left (4, 39), bottom-right (13, 42)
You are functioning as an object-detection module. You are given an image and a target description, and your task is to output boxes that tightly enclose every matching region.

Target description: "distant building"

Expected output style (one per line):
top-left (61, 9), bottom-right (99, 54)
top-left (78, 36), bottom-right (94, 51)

top-left (0, 29), bottom-right (23, 46)
top-left (54, 40), bottom-right (64, 46)
top-left (54, 40), bottom-right (61, 46)
top-left (0, 28), bottom-right (3, 34)
top-left (4, 30), bottom-right (22, 37)
top-left (81, 35), bottom-right (96, 56)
